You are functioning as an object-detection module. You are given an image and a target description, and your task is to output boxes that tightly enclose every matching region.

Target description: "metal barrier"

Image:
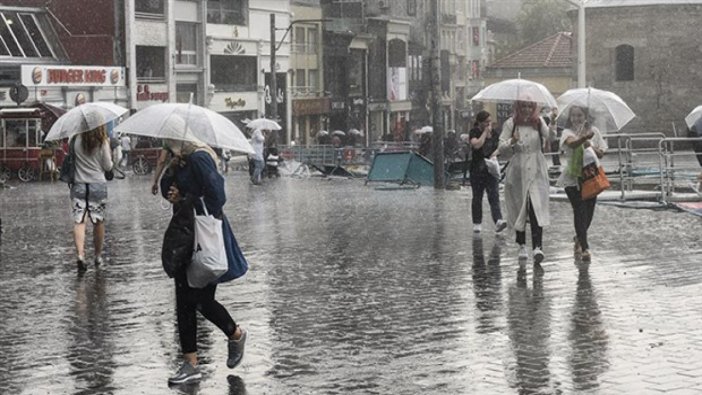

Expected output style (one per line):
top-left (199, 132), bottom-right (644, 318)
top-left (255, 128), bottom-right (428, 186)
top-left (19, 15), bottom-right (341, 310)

top-left (658, 137), bottom-right (702, 202)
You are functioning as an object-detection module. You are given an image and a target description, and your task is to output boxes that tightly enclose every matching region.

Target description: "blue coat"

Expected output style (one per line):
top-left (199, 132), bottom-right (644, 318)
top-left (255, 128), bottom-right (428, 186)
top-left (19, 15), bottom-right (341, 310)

top-left (161, 151), bottom-right (248, 282)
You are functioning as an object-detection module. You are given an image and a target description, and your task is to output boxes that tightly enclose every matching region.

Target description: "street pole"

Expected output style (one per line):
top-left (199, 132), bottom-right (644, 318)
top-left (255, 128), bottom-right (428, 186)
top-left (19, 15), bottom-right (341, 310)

top-left (270, 13), bottom-right (278, 122)
top-left (431, 0), bottom-right (445, 189)
top-left (577, 0), bottom-right (586, 88)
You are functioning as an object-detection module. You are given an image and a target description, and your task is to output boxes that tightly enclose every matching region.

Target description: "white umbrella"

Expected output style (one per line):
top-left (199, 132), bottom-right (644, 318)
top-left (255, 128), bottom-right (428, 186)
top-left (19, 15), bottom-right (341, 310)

top-left (114, 103), bottom-right (254, 154)
top-left (44, 102), bottom-right (129, 141)
top-left (331, 130), bottom-right (346, 136)
top-left (246, 118), bottom-right (282, 131)
top-left (685, 105), bottom-right (702, 129)
top-left (470, 78), bottom-right (557, 108)
top-left (556, 87), bottom-right (636, 133)
top-left (349, 128), bottom-right (363, 136)
top-left (416, 126), bottom-right (433, 134)
top-left (316, 130), bottom-right (329, 137)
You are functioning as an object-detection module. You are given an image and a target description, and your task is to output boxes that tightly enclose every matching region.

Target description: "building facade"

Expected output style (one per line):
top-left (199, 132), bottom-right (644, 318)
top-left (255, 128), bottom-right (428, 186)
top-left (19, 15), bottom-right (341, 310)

top-left (579, 0), bottom-right (702, 135)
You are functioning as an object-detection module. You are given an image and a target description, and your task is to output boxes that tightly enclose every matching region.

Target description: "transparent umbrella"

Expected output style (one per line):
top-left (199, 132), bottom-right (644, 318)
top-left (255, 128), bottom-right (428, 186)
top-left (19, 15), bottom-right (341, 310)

top-left (331, 130), bottom-right (346, 136)
top-left (470, 78), bottom-right (557, 108)
top-left (114, 103), bottom-right (254, 154)
top-left (246, 118), bottom-right (282, 131)
top-left (685, 105), bottom-right (702, 129)
top-left (556, 87), bottom-right (636, 133)
top-left (417, 126), bottom-right (433, 134)
top-left (44, 102), bottom-right (129, 141)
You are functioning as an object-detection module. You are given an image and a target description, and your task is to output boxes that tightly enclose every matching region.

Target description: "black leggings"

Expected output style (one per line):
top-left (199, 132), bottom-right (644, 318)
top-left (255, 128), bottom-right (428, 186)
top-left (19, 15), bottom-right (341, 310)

top-left (175, 271), bottom-right (236, 354)
top-left (565, 186), bottom-right (597, 250)
top-left (515, 198), bottom-right (543, 249)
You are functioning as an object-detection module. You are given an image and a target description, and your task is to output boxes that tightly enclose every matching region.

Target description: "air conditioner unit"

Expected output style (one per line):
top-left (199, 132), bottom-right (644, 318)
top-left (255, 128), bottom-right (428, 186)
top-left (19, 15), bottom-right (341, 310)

top-left (378, 0), bottom-right (389, 9)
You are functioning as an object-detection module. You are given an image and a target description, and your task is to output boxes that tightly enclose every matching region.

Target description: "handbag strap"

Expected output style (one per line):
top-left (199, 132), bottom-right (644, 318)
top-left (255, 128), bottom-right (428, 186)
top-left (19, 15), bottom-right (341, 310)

top-left (194, 197), bottom-right (209, 216)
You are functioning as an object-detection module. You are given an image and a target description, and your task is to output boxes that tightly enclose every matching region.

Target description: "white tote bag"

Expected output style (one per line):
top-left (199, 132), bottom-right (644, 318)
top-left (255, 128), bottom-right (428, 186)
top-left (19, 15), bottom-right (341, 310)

top-left (485, 156), bottom-right (501, 179)
top-left (187, 199), bottom-right (228, 288)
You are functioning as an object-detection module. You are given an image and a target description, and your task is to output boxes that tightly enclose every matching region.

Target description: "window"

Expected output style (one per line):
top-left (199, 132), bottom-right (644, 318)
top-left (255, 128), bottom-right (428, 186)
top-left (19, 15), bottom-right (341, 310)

top-left (307, 26), bottom-right (318, 54)
top-left (135, 0), bottom-right (165, 15)
top-left (407, 0), bottom-right (417, 16)
top-left (615, 44), bottom-right (634, 81)
top-left (0, 12), bottom-right (55, 58)
top-left (308, 69), bottom-right (319, 93)
top-left (136, 46), bottom-right (166, 81)
top-left (176, 22), bottom-right (198, 66)
top-left (207, 0), bottom-right (248, 25)
top-left (176, 84), bottom-right (198, 103)
top-left (295, 69), bottom-right (306, 89)
top-left (293, 26), bottom-right (305, 53)
top-left (210, 55), bottom-right (256, 92)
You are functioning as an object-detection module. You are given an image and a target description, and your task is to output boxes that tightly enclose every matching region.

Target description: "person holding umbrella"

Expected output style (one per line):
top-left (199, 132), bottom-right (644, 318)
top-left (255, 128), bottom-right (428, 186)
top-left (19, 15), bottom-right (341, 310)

top-left (70, 114), bottom-right (114, 271)
top-left (557, 105), bottom-right (607, 261)
top-left (498, 97), bottom-right (553, 263)
top-left (160, 136), bottom-right (247, 385)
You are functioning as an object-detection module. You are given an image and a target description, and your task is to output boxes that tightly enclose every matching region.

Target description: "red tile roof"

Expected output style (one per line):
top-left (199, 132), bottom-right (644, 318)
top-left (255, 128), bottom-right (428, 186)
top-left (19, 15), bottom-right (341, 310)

top-left (489, 32), bottom-right (573, 69)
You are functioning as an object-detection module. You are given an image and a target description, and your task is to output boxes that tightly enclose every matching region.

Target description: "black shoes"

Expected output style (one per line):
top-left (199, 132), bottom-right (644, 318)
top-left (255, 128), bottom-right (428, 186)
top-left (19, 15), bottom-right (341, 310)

top-left (77, 258), bottom-right (87, 272)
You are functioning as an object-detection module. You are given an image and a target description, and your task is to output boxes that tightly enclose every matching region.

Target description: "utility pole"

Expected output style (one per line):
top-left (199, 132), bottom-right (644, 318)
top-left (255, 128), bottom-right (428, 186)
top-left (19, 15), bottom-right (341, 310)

top-left (269, 13), bottom-right (278, 122)
top-left (564, 0), bottom-right (587, 87)
top-left (430, 0), bottom-right (445, 189)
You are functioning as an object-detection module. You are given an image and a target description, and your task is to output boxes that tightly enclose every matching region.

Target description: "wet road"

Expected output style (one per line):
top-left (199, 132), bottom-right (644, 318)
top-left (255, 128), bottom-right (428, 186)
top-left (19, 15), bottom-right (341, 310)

top-left (1, 174), bottom-right (701, 394)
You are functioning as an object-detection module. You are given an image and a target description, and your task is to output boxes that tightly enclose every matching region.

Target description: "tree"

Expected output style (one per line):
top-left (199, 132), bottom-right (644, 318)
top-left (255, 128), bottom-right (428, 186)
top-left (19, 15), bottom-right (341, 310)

top-left (515, 0), bottom-right (572, 48)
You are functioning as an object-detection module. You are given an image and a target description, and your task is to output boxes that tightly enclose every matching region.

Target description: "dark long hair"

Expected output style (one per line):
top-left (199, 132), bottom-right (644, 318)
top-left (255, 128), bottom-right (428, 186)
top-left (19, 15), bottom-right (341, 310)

top-left (81, 124), bottom-right (108, 154)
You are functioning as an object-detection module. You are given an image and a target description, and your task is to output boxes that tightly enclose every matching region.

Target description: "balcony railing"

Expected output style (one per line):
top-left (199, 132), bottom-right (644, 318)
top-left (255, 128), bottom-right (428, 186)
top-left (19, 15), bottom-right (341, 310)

top-left (291, 86), bottom-right (323, 98)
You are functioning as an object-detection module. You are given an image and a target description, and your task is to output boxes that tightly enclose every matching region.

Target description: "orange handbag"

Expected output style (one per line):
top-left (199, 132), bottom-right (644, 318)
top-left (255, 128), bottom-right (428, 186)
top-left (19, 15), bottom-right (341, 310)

top-left (581, 163), bottom-right (610, 200)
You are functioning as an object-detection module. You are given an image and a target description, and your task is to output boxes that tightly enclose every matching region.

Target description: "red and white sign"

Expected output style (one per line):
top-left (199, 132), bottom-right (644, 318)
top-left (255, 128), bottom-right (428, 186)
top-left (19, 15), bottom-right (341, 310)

top-left (21, 65), bottom-right (125, 87)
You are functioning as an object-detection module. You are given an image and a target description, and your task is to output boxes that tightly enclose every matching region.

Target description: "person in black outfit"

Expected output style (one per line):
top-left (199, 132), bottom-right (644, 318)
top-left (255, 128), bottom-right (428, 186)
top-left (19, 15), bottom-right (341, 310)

top-left (469, 110), bottom-right (507, 234)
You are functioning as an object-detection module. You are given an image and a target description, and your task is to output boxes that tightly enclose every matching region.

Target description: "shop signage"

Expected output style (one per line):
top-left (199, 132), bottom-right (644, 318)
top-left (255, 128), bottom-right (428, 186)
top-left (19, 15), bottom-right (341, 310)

top-left (136, 84), bottom-right (169, 102)
top-left (225, 97), bottom-right (247, 109)
top-left (21, 65), bottom-right (125, 87)
top-left (292, 98), bottom-right (330, 116)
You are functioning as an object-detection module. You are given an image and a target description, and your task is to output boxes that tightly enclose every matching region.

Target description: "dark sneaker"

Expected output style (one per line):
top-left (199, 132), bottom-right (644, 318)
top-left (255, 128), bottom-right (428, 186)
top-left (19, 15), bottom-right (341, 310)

top-left (581, 249), bottom-right (591, 262)
top-left (77, 258), bottom-right (87, 272)
top-left (495, 219), bottom-right (507, 234)
top-left (94, 256), bottom-right (103, 266)
top-left (227, 327), bottom-right (247, 369)
top-left (168, 361), bottom-right (201, 385)
top-left (533, 248), bottom-right (545, 265)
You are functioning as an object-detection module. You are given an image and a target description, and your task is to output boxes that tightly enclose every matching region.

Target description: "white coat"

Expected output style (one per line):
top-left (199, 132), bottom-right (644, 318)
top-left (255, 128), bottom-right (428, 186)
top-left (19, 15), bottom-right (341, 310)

top-left (498, 117), bottom-right (553, 232)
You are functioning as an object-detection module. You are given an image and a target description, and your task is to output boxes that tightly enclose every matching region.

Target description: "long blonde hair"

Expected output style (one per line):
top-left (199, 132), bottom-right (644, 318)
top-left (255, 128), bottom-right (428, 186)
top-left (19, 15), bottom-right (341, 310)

top-left (81, 124), bottom-right (108, 153)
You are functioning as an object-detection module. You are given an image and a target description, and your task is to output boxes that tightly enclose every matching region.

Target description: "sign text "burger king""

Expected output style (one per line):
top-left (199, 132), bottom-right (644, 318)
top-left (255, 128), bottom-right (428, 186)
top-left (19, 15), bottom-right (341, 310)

top-left (48, 69), bottom-right (106, 84)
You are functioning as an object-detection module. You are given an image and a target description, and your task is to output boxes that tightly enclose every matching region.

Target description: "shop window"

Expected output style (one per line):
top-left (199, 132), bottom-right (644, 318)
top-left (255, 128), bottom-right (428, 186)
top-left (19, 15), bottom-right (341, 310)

top-left (615, 44), bottom-right (634, 81)
top-left (135, 0), bottom-right (165, 15)
top-left (407, 0), bottom-right (417, 16)
top-left (307, 26), bottom-right (318, 54)
top-left (176, 22), bottom-right (198, 66)
top-left (293, 26), bottom-right (305, 53)
top-left (295, 69), bottom-right (306, 89)
top-left (308, 69), bottom-right (319, 94)
top-left (388, 39), bottom-right (407, 68)
top-left (176, 84), bottom-right (198, 103)
top-left (207, 0), bottom-right (248, 26)
top-left (136, 46), bottom-right (166, 82)
top-left (210, 55), bottom-right (256, 92)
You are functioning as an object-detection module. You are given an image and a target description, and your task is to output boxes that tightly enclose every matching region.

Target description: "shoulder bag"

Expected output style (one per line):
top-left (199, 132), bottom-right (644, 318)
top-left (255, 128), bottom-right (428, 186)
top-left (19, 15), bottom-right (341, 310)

top-left (59, 137), bottom-right (77, 185)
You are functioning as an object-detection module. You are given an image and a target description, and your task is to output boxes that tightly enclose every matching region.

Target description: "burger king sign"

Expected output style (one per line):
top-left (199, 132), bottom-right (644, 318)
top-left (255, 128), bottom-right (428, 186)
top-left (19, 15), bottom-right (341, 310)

top-left (21, 65), bottom-right (125, 87)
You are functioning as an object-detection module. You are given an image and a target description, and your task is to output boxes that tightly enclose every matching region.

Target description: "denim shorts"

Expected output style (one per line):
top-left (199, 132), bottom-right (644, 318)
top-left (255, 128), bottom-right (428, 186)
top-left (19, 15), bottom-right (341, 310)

top-left (70, 182), bottom-right (108, 224)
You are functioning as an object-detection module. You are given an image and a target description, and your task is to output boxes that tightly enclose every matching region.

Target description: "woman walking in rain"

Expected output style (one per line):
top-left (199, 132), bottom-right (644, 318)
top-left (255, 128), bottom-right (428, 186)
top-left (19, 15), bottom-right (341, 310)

top-left (469, 110), bottom-right (507, 234)
top-left (557, 105), bottom-right (607, 261)
top-left (161, 137), bottom-right (246, 385)
top-left (70, 120), bottom-right (113, 271)
top-left (498, 98), bottom-right (553, 263)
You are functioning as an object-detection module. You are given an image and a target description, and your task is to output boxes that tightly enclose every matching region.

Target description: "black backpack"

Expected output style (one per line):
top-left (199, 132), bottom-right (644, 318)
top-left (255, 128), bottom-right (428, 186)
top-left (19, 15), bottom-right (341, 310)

top-left (59, 137), bottom-right (77, 186)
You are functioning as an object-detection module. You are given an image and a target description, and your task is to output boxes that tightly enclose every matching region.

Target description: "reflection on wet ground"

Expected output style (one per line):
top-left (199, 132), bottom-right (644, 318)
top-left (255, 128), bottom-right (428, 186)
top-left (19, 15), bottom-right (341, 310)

top-left (0, 175), bottom-right (701, 394)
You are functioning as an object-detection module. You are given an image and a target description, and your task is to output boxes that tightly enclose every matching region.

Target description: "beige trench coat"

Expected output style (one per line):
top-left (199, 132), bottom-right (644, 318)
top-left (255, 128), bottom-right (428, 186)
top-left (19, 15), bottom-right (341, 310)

top-left (498, 117), bottom-right (553, 232)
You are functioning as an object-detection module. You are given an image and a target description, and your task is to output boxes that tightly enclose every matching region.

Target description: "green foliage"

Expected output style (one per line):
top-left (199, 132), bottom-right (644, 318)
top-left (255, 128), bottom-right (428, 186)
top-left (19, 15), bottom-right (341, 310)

top-left (515, 0), bottom-right (572, 48)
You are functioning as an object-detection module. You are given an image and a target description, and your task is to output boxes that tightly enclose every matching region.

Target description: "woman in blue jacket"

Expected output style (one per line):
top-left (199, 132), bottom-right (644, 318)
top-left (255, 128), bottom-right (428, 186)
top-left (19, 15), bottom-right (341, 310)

top-left (160, 138), bottom-right (247, 385)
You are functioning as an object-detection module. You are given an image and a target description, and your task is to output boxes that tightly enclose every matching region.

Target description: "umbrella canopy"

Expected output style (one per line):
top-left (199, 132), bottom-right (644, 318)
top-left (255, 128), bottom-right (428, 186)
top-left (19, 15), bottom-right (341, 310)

top-left (685, 105), bottom-right (702, 129)
top-left (114, 103), bottom-right (254, 154)
top-left (246, 118), bottom-right (282, 131)
top-left (44, 102), bottom-right (129, 141)
top-left (470, 78), bottom-right (557, 108)
top-left (348, 128), bottom-right (363, 136)
top-left (416, 126), bottom-right (433, 134)
top-left (556, 87), bottom-right (636, 133)
top-left (317, 130), bottom-right (329, 137)
top-left (331, 130), bottom-right (346, 136)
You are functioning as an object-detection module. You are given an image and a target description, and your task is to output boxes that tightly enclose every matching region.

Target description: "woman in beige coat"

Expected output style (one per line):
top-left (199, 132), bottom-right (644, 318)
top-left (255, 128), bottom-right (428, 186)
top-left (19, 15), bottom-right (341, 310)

top-left (498, 99), bottom-right (553, 263)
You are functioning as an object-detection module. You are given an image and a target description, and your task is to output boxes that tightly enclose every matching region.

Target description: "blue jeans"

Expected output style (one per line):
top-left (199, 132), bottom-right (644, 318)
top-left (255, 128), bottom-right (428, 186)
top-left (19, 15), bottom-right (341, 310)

top-left (252, 159), bottom-right (264, 184)
top-left (470, 171), bottom-right (502, 225)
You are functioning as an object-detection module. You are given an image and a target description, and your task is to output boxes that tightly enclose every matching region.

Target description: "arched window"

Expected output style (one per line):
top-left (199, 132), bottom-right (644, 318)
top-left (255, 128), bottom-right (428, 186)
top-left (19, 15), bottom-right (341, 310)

top-left (615, 44), bottom-right (634, 81)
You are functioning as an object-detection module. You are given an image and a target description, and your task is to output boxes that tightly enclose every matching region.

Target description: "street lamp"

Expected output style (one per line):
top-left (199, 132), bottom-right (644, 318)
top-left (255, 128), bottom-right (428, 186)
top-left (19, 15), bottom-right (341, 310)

top-left (269, 14), bottom-right (329, 126)
top-left (564, 0), bottom-right (587, 88)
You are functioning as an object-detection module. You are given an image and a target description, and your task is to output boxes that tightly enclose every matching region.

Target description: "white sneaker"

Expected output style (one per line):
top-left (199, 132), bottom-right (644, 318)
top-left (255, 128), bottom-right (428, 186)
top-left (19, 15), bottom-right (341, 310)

top-left (518, 244), bottom-right (528, 259)
top-left (533, 247), bottom-right (545, 264)
top-left (473, 223), bottom-right (481, 233)
top-left (495, 219), bottom-right (507, 233)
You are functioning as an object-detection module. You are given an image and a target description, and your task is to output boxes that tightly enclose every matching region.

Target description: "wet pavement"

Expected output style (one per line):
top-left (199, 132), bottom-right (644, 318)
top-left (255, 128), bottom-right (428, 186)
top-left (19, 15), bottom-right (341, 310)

top-left (1, 174), bottom-right (701, 394)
